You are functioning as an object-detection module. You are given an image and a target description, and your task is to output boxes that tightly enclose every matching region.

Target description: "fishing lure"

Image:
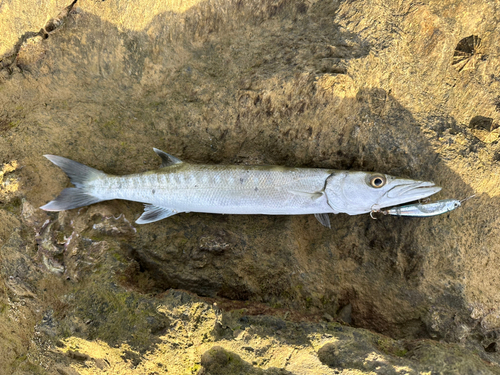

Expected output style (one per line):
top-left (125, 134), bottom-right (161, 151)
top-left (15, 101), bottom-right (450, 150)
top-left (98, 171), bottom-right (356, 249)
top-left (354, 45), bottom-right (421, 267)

top-left (371, 196), bottom-right (475, 218)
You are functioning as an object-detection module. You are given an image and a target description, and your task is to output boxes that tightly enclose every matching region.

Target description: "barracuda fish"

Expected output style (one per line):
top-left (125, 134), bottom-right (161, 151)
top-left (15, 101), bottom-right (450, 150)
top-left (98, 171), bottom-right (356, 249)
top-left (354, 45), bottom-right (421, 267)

top-left (40, 148), bottom-right (441, 228)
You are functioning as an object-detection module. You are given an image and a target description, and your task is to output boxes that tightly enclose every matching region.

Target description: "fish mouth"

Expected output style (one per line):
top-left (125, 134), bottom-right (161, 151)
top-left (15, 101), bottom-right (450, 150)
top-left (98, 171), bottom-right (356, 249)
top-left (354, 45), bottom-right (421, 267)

top-left (380, 181), bottom-right (442, 208)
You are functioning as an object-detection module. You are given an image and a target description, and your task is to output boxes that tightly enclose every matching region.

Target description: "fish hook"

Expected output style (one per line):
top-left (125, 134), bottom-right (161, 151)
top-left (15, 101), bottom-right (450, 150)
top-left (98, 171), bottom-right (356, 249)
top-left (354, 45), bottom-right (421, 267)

top-left (370, 204), bottom-right (384, 219)
top-left (460, 194), bottom-right (476, 204)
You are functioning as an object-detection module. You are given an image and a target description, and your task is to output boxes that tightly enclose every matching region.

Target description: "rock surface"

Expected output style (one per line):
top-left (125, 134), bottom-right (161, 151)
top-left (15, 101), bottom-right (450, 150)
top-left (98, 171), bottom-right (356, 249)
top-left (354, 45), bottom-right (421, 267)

top-left (2, 0), bottom-right (500, 373)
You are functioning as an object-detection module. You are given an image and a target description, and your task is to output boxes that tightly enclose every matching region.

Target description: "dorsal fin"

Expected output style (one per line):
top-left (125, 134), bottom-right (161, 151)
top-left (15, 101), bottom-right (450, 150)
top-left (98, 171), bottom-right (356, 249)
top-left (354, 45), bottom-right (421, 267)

top-left (153, 148), bottom-right (183, 167)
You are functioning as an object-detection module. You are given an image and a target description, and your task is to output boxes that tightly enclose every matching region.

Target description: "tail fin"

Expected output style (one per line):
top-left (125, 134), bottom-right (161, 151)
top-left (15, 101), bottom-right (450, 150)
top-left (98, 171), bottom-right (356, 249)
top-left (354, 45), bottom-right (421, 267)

top-left (40, 155), bottom-right (107, 211)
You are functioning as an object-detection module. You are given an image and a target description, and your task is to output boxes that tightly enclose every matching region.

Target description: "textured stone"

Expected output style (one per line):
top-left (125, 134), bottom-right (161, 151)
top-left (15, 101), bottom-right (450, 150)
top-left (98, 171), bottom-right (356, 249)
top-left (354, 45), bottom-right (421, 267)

top-left (1, 0), bottom-right (500, 373)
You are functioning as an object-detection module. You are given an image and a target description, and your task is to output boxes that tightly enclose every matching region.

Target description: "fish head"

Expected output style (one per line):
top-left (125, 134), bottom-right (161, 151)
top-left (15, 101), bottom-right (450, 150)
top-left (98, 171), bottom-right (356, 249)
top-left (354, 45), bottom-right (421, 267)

top-left (324, 171), bottom-right (441, 215)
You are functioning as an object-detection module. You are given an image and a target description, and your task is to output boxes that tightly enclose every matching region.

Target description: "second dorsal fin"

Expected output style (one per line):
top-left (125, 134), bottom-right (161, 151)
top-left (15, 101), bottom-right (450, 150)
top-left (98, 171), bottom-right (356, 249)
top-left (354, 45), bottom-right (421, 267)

top-left (153, 148), bottom-right (183, 167)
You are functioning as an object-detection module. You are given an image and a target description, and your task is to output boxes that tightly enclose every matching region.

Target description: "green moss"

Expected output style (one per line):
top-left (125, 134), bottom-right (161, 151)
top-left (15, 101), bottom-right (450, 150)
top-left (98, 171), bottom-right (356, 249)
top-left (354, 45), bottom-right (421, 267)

top-left (8, 121), bottom-right (19, 129)
top-left (87, 232), bottom-right (106, 241)
top-left (326, 322), bottom-right (344, 330)
top-left (3, 197), bottom-right (22, 213)
top-left (61, 282), bottom-right (169, 352)
top-left (395, 349), bottom-right (408, 357)
top-left (110, 249), bottom-right (127, 262)
top-left (179, 237), bottom-right (189, 245)
top-left (189, 363), bottom-right (201, 373)
top-left (102, 119), bottom-right (117, 128)
top-left (12, 355), bottom-right (48, 375)
top-left (13, 354), bottom-right (27, 363)
top-left (376, 337), bottom-right (408, 358)
top-left (0, 301), bottom-right (9, 314)
top-left (202, 347), bottom-right (248, 373)
top-left (56, 231), bottom-right (66, 244)
top-left (305, 297), bottom-right (313, 308)
top-left (320, 295), bottom-right (330, 306)
top-left (148, 101), bottom-right (164, 109)
top-left (99, 119), bottom-right (122, 138)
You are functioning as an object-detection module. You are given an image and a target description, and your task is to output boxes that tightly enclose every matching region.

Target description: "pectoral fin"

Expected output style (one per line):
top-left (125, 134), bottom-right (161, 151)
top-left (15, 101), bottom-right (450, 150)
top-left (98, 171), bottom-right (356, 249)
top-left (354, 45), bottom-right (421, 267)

top-left (136, 205), bottom-right (180, 224)
top-left (289, 190), bottom-right (324, 200)
top-left (314, 213), bottom-right (331, 228)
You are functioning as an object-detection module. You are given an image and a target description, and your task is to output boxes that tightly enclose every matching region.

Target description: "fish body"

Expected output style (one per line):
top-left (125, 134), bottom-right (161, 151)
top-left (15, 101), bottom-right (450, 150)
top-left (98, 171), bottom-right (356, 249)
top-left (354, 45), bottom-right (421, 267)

top-left (41, 148), bottom-right (441, 227)
top-left (96, 163), bottom-right (334, 216)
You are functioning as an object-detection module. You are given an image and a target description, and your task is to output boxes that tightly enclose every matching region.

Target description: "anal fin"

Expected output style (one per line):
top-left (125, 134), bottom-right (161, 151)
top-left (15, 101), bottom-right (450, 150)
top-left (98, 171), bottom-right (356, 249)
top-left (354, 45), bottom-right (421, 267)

top-left (136, 205), bottom-right (180, 224)
top-left (314, 213), bottom-right (331, 229)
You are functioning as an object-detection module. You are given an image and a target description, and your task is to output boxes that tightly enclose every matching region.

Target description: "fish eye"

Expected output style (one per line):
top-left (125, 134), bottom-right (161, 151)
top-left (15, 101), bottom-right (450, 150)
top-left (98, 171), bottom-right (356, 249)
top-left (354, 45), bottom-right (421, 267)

top-left (370, 175), bottom-right (387, 188)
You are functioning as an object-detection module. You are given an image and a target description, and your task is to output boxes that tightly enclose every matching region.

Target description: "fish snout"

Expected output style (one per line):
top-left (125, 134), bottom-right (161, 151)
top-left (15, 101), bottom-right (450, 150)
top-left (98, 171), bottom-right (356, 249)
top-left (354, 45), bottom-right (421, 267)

top-left (383, 181), bottom-right (441, 207)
